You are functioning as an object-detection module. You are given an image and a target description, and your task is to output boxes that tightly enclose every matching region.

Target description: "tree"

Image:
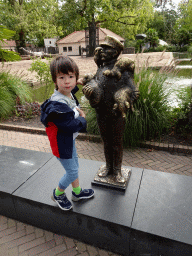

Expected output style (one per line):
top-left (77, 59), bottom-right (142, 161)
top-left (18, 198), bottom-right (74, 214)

top-left (0, 25), bottom-right (21, 61)
top-left (147, 8), bottom-right (178, 43)
top-left (0, 0), bottom-right (62, 50)
top-left (177, 0), bottom-right (192, 33)
top-left (145, 28), bottom-right (159, 48)
top-left (172, 0), bottom-right (192, 47)
top-left (59, 0), bottom-right (154, 56)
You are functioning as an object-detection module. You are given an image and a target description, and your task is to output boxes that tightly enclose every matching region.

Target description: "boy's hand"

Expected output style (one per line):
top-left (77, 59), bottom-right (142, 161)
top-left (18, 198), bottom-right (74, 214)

top-left (77, 108), bottom-right (86, 118)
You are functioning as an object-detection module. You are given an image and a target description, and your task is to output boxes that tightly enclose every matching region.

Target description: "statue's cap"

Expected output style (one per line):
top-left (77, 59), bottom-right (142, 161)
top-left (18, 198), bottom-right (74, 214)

top-left (100, 36), bottom-right (124, 52)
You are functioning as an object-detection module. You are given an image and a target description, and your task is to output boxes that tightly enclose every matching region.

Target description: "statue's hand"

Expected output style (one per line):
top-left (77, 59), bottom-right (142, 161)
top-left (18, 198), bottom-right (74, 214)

top-left (113, 88), bottom-right (133, 118)
top-left (82, 83), bottom-right (94, 98)
top-left (82, 79), bottom-right (103, 107)
top-left (103, 68), bottom-right (122, 80)
top-left (82, 73), bottom-right (95, 85)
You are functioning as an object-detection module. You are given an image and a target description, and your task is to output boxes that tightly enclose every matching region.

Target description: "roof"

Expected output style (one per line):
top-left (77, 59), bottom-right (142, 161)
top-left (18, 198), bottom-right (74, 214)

top-left (1, 40), bottom-right (16, 47)
top-left (57, 28), bottom-right (125, 45)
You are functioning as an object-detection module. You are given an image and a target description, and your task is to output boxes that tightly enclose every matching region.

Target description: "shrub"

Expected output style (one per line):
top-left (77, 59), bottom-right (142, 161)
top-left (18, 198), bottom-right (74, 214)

top-left (172, 85), bottom-right (192, 135)
top-left (0, 71), bottom-right (32, 119)
top-left (123, 65), bottom-right (172, 147)
top-left (144, 45), bottom-right (166, 53)
top-left (29, 58), bottom-right (54, 100)
top-left (15, 100), bottom-right (41, 119)
top-left (86, 104), bottom-right (100, 135)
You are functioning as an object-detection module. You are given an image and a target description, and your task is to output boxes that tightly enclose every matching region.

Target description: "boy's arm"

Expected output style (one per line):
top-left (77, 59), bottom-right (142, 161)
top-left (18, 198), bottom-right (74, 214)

top-left (49, 112), bottom-right (87, 134)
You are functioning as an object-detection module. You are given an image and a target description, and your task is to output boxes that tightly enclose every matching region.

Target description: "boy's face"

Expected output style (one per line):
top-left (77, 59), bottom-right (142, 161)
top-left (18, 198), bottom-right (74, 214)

top-left (56, 72), bottom-right (76, 97)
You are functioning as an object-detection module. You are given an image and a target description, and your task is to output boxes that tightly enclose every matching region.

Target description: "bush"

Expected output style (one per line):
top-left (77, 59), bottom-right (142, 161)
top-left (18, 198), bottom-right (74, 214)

top-left (0, 71), bottom-right (32, 119)
top-left (172, 86), bottom-right (192, 135)
top-left (123, 66), bottom-right (172, 147)
top-left (15, 100), bottom-right (41, 119)
top-left (144, 45), bottom-right (166, 53)
top-left (86, 104), bottom-right (100, 135)
top-left (29, 58), bottom-right (54, 100)
top-left (0, 49), bottom-right (21, 62)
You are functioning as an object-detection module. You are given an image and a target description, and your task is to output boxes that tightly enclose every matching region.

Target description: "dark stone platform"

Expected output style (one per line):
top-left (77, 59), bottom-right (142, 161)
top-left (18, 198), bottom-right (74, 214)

top-left (1, 146), bottom-right (192, 255)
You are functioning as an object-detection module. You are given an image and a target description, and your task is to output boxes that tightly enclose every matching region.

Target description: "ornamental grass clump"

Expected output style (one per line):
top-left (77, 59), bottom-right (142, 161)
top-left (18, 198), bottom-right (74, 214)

top-left (124, 64), bottom-right (172, 147)
top-left (0, 70), bottom-right (32, 119)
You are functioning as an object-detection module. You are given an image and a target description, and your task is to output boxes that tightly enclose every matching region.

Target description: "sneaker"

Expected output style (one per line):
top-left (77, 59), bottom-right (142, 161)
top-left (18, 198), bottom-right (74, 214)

top-left (51, 189), bottom-right (73, 211)
top-left (71, 188), bottom-right (94, 202)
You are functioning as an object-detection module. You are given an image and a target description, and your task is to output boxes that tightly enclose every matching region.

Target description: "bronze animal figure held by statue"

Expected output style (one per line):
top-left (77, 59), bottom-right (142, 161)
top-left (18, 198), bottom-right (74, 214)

top-left (82, 36), bottom-right (139, 185)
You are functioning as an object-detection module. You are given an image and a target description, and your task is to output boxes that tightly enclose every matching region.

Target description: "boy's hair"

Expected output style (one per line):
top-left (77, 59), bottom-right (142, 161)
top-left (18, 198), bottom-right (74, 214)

top-left (50, 56), bottom-right (79, 88)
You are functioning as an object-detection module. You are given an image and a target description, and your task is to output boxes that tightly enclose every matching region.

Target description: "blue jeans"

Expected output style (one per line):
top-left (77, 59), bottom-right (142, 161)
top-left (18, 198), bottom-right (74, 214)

top-left (57, 140), bottom-right (79, 190)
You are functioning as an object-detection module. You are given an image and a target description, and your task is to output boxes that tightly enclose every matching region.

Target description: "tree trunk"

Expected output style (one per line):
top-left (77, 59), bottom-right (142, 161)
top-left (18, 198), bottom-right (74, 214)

top-left (16, 30), bottom-right (26, 53)
top-left (88, 16), bottom-right (96, 57)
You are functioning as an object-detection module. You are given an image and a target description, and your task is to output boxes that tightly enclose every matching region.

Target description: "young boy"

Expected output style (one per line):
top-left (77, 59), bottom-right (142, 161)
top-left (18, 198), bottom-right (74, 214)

top-left (41, 56), bottom-right (94, 211)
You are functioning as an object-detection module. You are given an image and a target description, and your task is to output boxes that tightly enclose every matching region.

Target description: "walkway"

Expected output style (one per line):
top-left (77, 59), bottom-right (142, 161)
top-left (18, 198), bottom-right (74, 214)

top-left (0, 129), bottom-right (192, 256)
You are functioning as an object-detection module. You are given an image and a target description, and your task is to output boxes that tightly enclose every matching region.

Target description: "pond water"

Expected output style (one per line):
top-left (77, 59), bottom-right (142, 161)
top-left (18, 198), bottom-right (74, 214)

top-left (163, 60), bottom-right (192, 108)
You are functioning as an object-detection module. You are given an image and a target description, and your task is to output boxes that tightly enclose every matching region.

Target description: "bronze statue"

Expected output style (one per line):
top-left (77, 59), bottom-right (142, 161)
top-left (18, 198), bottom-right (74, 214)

top-left (82, 36), bottom-right (139, 187)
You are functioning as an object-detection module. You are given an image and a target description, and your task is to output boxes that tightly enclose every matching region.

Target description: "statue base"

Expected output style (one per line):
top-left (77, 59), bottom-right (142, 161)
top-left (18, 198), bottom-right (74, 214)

top-left (92, 165), bottom-right (131, 192)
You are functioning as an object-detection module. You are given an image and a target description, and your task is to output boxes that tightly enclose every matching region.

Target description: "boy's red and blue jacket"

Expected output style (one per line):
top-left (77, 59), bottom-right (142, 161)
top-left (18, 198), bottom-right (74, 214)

top-left (40, 91), bottom-right (86, 159)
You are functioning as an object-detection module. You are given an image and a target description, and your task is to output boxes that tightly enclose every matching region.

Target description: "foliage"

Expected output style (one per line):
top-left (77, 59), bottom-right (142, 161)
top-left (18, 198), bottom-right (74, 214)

top-left (0, 0), bottom-right (62, 48)
top-left (188, 44), bottom-right (192, 54)
top-left (0, 48), bottom-right (21, 62)
top-left (0, 25), bottom-right (21, 62)
top-left (144, 45), bottom-right (166, 52)
top-left (135, 39), bottom-right (145, 53)
top-left (86, 104), bottom-right (100, 135)
top-left (177, 0), bottom-right (192, 33)
top-left (147, 8), bottom-right (178, 43)
top-left (145, 28), bottom-right (159, 48)
top-left (15, 101), bottom-right (41, 119)
top-left (0, 70), bottom-right (32, 119)
top-left (29, 58), bottom-right (54, 100)
top-left (172, 86), bottom-right (192, 135)
top-left (123, 65), bottom-right (171, 147)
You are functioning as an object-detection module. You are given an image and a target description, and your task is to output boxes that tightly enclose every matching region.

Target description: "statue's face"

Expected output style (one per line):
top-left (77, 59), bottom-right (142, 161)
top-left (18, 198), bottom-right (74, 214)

top-left (100, 45), bottom-right (119, 62)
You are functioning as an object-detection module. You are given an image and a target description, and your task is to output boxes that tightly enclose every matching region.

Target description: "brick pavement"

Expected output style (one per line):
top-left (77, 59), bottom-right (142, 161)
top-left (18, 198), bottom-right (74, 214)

top-left (0, 129), bottom-right (192, 255)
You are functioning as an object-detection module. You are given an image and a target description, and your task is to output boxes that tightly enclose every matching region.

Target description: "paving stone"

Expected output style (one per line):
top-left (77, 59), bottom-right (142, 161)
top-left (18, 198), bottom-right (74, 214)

top-left (7, 233), bottom-right (36, 249)
top-left (8, 246), bottom-right (19, 256)
top-left (76, 241), bottom-right (87, 252)
top-left (44, 231), bottom-right (54, 241)
top-left (37, 243), bottom-right (67, 256)
top-left (57, 248), bottom-right (78, 256)
top-left (27, 239), bottom-right (55, 256)
top-left (87, 245), bottom-right (98, 256)
top-left (53, 234), bottom-right (64, 245)
top-left (16, 222), bottom-right (25, 231)
top-left (0, 230), bottom-right (26, 245)
top-left (26, 225), bottom-right (35, 235)
top-left (98, 249), bottom-right (111, 256)
top-left (7, 219), bottom-right (16, 228)
top-left (19, 237), bottom-right (45, 253)
top-left (35, 228), bottom-right (44, 238)
top-left (0, 243), bottom-right (8, 256)
top-left (0, 227), bottom-right (16, 239)
top-left (0, 216), bottom-right (7, 225)
top-left (64, 237), bottom-right (75, 249)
